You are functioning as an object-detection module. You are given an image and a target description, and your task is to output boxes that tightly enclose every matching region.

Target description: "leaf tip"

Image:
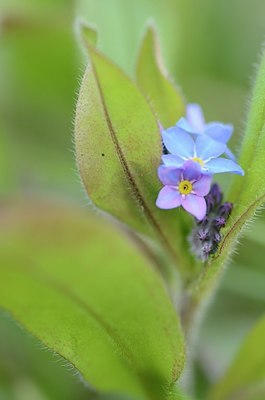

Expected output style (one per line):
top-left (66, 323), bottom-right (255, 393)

top-left (145, 18), bottom-right (158, 33)
top-left (141, 19), bottom-right (159, 46)
top-left (75, 18), bottom-right (98, 49)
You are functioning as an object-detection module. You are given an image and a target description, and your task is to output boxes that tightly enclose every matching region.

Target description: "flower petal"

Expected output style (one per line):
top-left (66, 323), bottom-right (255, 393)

top-left (181, 194), bottom-right (207, 220)
top-left (195, 136), bottom-right (226, 161)
top-left (224, 147), bottom-right (236, 161)
top-left (206, 158), bottom-right (244, 175)
top-left (162, 126), bottom-right (195, 158)
top-left (186, 103), bottom-right (205, 133)
top-left (193, 174), bottom-right (212, 196)
top-left (182, 160), bottom-right (202, 181)
top-left (176, 117), bottom-right (200, 135)
top-left (162, 154), bottom-right (184, 168)
top-left (158, 166), bottom-right (181, 186)
top-left (156, 186), bottom-right (182, 209)
top-left (204, 122), bottom-right (233, 143)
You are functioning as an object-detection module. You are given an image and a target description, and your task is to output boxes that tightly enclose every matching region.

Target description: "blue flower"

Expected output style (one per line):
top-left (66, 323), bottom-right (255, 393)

top-left (162, 125), bottom-right (244, 176)
top-left (156, 161), bottom-right (212, 220)
top-left (176, 103), bottom-right (236, 161)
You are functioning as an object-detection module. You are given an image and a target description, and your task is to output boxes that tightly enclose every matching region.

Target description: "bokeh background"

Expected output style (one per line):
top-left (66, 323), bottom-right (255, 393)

top-left (1, 0), bottom-right (265, 399)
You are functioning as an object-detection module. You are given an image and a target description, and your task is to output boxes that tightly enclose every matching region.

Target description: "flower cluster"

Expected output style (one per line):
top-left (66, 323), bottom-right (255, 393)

top-left (156, 104), bottom-right (244, 221)
top-left (189, 184), bottom-right (233, 260)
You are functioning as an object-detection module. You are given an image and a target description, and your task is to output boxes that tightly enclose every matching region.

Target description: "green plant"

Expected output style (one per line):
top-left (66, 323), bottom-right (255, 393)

top-left (1, 21), bottom-right (265, 400)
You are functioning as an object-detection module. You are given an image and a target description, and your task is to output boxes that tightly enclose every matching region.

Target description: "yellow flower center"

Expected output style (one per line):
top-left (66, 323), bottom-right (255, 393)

top-left (192, 157), bottom-right (204, 166)
top-left (179, 180), bottom-right (193, 195)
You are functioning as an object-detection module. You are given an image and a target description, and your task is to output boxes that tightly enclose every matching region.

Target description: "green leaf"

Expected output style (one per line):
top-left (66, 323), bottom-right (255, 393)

top-left (208, 315), bottom-right (265, 400)
top-left (136, 24), bottom-right (185, 128)
top-left (229, 48), bottom-right (265, 203)
top-left (168, 386), bottom-right (193, 400)
top-left (186, 47), bottom-right (265, 313)
top-left (78, 20), bottom-right (98, 47)
top-left (243, 218), bottom-right (265, 247)
top-left (75, 28), bottom-right (194, 277)
top-left (217, 48), bottom-right (265, 261)
top-left (0, 203), bottom-right (185, 400)
top-left (0, 311), bottom-right (92, 400)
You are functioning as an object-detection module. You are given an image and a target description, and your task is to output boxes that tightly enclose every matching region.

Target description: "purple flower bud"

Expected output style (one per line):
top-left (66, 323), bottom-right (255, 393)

top-left (210, 183), bottom-right (223, 206)
top-left (219, 202), bottom-right (233, 218)
top-left (214, 216), bottom-right (226, 228)
top-left (213, 232), bottom-right (222, 243)
top-left (205, 194), bottom-right (215, 213)
top-left (198, 228), bottom-right (209, 241)
top-left (198, 216), bottom-right (209, 227)
top-left (189, 181), bottom-right (233, 260)
top-left (202, 241), bottom-right (213, 255)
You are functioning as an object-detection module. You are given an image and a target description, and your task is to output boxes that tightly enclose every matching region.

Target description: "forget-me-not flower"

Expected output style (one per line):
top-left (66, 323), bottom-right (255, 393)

top-left (176, 103), bottom-right (236, 160)
top-left (156, 161), bottom-right (212, 220)
top-left (161, 125), bottom-right (244, 175)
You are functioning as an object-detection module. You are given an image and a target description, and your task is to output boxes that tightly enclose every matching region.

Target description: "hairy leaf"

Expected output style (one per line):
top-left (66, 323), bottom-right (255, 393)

top-left (136, 24), bottom-right (185, 128)
top-left (230, 48), bottom-right (265, 203)
top-left (0, 203), bottom-right (185, 400)
top-left (168, 386), bottom-right (192, 400)
top-left (220, 48), bottom-right (265, 258)
top-left (78, 21), bottom-right (98, 47)
top-left (0, 311), bottom-right (92, 400)
top-left (189, 47), bottom-right (265, 304)
top-left (75, 27), bottom-right (193, 276)
top-left (208, 315), bottom-right (265, 400)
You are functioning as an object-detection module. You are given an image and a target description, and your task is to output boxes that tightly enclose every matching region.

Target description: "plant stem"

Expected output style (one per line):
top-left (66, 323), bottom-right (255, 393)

top-left (181, 254), bottom-right (228, 339)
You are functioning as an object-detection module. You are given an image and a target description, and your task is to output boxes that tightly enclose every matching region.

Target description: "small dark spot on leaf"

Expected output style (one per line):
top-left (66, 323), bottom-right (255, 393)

top-left (101, 153), bottom-right (105, 157)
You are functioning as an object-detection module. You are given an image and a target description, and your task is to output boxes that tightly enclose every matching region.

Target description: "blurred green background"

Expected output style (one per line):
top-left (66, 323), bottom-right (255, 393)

top-left (0, 0), bottom-right (265, 399)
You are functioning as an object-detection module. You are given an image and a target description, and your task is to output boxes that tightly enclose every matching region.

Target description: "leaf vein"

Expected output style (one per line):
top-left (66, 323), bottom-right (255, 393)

top-left (89, 50), bottom-right (179, 264)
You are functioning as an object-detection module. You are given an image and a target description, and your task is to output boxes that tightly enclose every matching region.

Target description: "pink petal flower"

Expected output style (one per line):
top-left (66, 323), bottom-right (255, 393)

top-left (193, 174), bottom-right (212, 196)
top-left (181, 194), bottom-right (207, 220)
top-left (156, 186), bottom-right (182, 209)
top-left (158, 166), bottom-right (181, 186)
